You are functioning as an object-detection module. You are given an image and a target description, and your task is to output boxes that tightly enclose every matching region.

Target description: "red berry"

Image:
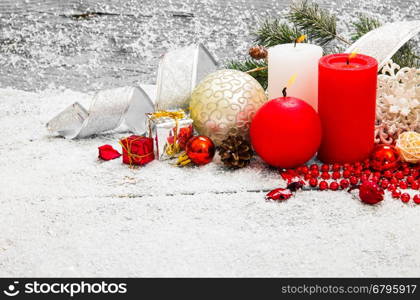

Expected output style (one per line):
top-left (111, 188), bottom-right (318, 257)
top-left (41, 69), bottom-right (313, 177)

top-left (319, 181), bottom-right (328, 191)
top-left (353, 169), bottom-right (362, 177)
top-left (304, 173), bottom-right (312, 181)
top-left (407, 176), bottom-right (415, 184)
top-left (354, 161), bottom-right (362, 169)
top-left (390, 177), bottom-right (398, 185)
top-left (371, 176), bottom-right (379, 183)
top-left (311, 169), bottom-right (320, 177)
top-left (332, 163), bottom-right (341, 171)
top-left (321, 164), bottom-right (329, 172)
top-left (340, 179), bottom-right (350, 189)
top-left (343, 170), bottom-right (351, 178)
top-left (363, 170), bottom-right (372, 176)
top-left (301, 166), bottom-right (309, 175)
top-left (310, 164), bottom-right (319, 171)
top-left (414, 194), bottom-right (420, 204)
top-left (373, 171), bottom-right (381, 178)
top-left (330, 182), bottom-right (339, 191)
top-left (364, 159), bottom-right (371, 168)
top-left (387, 184), bottom-right (397, 192)
top-left (349, 176), bottom-right (358, 185)
top-left (309, 178), bottom-right (318, 187)
top-left (380, 179), bottom-right (389, 189)
top-left (411, 181), bottom-right (419, 190)
top-left (401, 193), bottom-right (410, 203)
top-left (343, 163), bottom-right (351, 170)
top-left (402, 168), bottom-right (410, 176)
top-left (360, 174), bottom-right (369, 183)
top-left (321, 172), bottom-right (330, 180)
top-left (332, 171), bottom-right (341, 180)
top-left (395, 171), bottom-right (404, 180)
top-left (392, 189), bottom-right (402, 199)
top-left (383, 170), bottom-right (393, 179)
top-left (399, 181), bottom-right (408, 189)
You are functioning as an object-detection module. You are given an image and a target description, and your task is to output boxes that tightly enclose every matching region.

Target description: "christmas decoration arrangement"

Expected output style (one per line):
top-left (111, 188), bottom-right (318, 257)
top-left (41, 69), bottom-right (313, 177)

top-left (47, 0), bottom-right (419, 206)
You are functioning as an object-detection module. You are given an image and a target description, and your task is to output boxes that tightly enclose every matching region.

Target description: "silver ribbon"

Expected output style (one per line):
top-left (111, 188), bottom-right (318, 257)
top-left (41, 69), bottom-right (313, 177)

top-left (47, 44), bottom-right (217, 139)
top-left (46, 86), bottom-right (155, 139)
top-left (155, 43), bottom-right (217, 110)
top-left (346, 21), bottom-right (420, 69)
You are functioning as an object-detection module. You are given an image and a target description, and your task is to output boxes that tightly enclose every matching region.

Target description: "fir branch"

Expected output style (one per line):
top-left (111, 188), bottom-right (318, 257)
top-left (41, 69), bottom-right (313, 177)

top-left (351, 15), bottom-right (381, 41)
top-left (288, 0), bottom-right (351, 46)
top-left (392, 42), bottom-right (420, 68)
top-left (226, 59), bottom-right (268, 89)
top-left (254, 19), bottom-right (304, 47)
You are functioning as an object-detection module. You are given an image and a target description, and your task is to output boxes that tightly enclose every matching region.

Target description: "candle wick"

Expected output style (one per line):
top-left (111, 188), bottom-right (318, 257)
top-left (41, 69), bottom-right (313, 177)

top-left (282, 87), bottom-right (287, 97)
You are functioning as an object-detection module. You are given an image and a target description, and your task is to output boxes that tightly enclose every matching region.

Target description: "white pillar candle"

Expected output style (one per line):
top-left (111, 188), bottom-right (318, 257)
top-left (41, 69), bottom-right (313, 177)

top-left (268, 43), bottom-right (323, 110)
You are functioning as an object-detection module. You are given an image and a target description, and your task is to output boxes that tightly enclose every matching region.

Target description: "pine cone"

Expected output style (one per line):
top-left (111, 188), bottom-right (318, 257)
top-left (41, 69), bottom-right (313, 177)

top-left (218, 131), bottom-right (253, 168)
top-left (249, 45), bottom-right (267, 60)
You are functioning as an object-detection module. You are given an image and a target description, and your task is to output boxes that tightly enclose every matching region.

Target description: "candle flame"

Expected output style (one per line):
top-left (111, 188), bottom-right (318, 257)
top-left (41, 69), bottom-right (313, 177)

top-left (295, 34), bottom-right (307, 44)
top-left (347, 51), bottom-right (358, 63)
top-left (287, 73), bottom-right (297, 89)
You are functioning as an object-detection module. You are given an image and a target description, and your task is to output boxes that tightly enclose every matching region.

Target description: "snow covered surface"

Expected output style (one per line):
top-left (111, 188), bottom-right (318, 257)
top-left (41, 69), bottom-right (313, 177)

top-left (1, 88), bottom-right (420, 277)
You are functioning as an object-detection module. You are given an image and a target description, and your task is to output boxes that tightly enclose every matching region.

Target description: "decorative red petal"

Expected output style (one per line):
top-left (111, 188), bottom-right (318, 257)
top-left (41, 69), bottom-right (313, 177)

top-left (98, 144), bottom-right (121, 161)
top-left (265, 188), bottom-right (293, 201)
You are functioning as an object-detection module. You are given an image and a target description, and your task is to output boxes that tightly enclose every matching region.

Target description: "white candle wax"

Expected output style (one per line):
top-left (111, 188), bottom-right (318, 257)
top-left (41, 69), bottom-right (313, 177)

top-left (268, 43), bottom-right (323, 110)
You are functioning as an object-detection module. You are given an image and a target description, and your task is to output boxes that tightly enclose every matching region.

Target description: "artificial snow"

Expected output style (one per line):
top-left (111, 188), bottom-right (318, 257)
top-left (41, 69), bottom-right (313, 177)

top-left (0, 88), bottom-right (419, 277)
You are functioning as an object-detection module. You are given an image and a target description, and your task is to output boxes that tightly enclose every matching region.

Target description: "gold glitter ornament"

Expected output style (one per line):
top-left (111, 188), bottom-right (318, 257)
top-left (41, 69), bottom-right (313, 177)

top-left (189, 69), bottom-right (267, 145)
top-left (396, 131), bottom-right (420, 164)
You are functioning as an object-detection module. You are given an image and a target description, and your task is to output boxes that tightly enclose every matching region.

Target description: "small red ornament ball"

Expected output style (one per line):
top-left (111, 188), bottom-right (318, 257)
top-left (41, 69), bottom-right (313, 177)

top-left (250, 96), bottom-right (321, 168)
top-left (359, 180), bottom-right (384, 205)
top-left (370, 144), bottom-right (400, 171)
top-left (186, 135), bottom-right (215, 165)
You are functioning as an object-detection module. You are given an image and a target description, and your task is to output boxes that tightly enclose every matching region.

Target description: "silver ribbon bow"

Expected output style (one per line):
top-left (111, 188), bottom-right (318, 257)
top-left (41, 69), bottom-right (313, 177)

top-left (346, 20), bottom-right (420, 69)
top-left (47, 44), bottom-right (217, 139)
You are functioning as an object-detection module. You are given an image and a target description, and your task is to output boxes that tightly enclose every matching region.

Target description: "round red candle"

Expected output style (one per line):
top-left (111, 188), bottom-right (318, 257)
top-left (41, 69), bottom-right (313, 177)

top-left (317, 53), bottom-right (378, 163)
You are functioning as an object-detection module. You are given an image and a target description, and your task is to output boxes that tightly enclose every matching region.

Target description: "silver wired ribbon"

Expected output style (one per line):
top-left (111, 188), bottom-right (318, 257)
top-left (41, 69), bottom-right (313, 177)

top-left (46, 44), bottom-right (217, 139)
top-left (346, 20), bottom-right (420, 69)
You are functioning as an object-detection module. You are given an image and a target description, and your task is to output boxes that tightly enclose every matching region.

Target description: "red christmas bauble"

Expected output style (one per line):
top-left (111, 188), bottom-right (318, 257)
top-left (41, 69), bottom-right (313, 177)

top-left (250, 96), bottom-right (321, 168)
top-left (359, 180), bottom-right (384, 205)
top-left (186, 135), bottom-right (215, 165)
top-left (370, 144), bottom-right (400, 171)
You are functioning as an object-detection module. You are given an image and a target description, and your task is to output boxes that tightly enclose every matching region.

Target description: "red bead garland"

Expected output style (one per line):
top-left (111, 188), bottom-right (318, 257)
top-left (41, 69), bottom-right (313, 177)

top-left (272, 158), bottom-right (420, 205)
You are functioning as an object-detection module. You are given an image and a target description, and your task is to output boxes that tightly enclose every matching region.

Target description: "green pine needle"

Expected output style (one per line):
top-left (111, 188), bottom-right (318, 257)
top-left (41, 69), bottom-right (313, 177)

top-left (351, 15), bottom-right (381, 41)
top-left (288, 0), bottom-right (350, 46)
top-left (226, 59), bottom-right (268, 89)
top-left (392, 42), bottom-right (420, 68)
top-left (254, 19), bottom-right (304, 47)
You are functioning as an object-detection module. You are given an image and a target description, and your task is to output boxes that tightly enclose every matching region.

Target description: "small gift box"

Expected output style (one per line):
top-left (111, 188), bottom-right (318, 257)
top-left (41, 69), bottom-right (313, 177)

top-left (147, 110), bottom-right (193, 160)
top-left (119, 135), bottom-right (154, 166)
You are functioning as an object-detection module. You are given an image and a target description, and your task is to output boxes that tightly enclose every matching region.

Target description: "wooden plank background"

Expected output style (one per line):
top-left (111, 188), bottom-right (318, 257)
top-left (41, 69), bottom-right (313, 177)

top-left (0, 0), bottom-right (418, 92)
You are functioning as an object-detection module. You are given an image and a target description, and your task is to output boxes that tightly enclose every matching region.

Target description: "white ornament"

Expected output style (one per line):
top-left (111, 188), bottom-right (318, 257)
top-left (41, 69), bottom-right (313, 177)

top-left (376, 60), bottom-right (420, 137)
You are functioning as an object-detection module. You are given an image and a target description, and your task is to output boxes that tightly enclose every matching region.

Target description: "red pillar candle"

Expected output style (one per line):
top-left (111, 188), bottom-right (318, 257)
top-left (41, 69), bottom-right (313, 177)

top-left (317, 53), bottom-right (378, 163)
